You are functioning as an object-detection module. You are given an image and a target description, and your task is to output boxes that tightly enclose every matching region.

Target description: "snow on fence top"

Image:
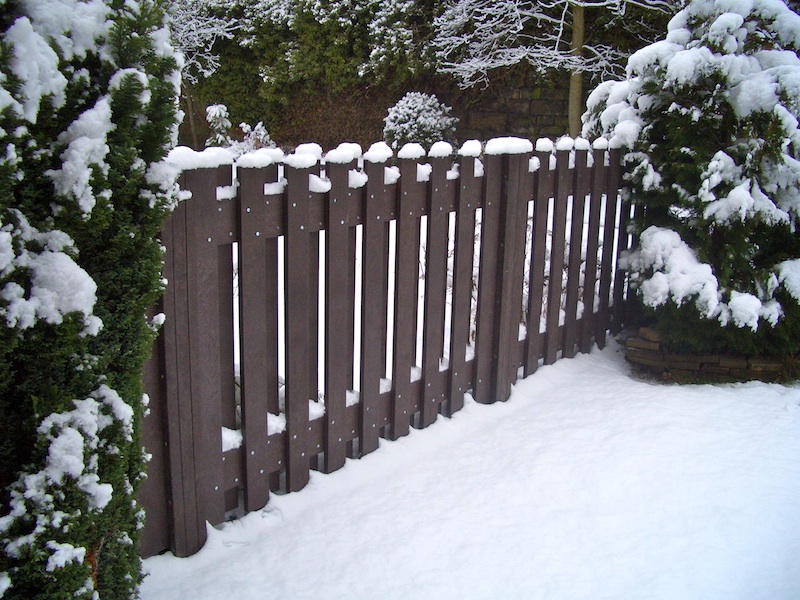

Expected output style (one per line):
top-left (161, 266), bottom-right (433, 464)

top-left (168, 136), bottom-right (611, 171)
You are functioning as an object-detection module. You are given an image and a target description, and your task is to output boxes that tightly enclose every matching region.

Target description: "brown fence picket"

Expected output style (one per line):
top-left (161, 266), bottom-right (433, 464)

top-left (421, 157), bottom-right (452, 426)
top-left (544, 150), bottom-right (571, 364)
top-left (392, 158), bottom-right (424, 438)
top-left (360, 159), bottom-right (392, 454)
top-left (284, 163), bottom-right (313, 492)
top-left (563, 147), bottom-right (590, 359)
top-left (324, 160), bottom-right (357, 472)
top-left (596, 149), bottom-right (623, 348)
top-left (447, 155), bottom-right (480, 415)
top-left (524, 150), bottom-right (555, 375)
top-left (237, 165), bottom-right (277, 510)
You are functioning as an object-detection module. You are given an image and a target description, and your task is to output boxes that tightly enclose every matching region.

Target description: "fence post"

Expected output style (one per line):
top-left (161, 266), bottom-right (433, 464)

top-left (473, 151), bottom-right (531, 404)
top-left (158, 167), bottom-right (231, 557)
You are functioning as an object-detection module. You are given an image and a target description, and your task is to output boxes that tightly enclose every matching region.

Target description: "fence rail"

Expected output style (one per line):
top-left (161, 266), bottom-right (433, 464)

top-left (139, 142), bottom-right (631, 558)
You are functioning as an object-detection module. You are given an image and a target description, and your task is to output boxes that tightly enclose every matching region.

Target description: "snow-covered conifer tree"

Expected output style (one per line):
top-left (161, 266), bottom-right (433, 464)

top-left (583, 0), bottom-right (800, 358)
top-left (0, 1), bottom-right (180, 597)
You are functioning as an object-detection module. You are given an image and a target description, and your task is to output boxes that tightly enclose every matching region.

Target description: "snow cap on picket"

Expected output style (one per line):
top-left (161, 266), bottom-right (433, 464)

top-left (397, 143), bottom-right (426, 159)
top-left (325, 142), bottom-right (362, 164)
top-left (485, 137), bottom-right (533, 155)
top-left (283, 151), bottom-right (318, 169)
top-left (364, 141), bottom-right (393, 163)
top-left (429, 141), bottom-right (453, 157)
top-left (236, 147), bottom-right (284, 168)
top-left (458, 140), bottom-right (482, 157)
top-left (167, 146), bottom-right (235, 171)
top-left (535, 138), bottom-right (555, 152)
top-left (295, 143), bottom-right (323, 159)
top-left (556, 136), bottom-right (575, 151)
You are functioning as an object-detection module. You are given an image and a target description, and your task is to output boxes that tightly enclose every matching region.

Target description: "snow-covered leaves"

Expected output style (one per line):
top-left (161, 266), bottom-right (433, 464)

top-left (584, 0), bottom-right (800, 345)
top-left (0, 211), bottom-right (101, 335)
top-left (0, 0), bottom-right (181, 596)
top-left (383, 92), bottom-right (458, 150)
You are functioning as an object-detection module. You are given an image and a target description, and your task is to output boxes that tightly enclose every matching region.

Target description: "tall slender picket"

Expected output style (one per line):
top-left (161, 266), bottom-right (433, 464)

top-left (359, 158), bottom-right (391, 454)
top-left (544, 149), bottom-right (571, 364)
top-left (421, 156), bottom-right (452, 425)
top-left (284, 163), bottom-right (313, 492)
top-left (579, 146), bottom-right (607, 354)
top-left (324, 160), bottom-right (357, 472)
top-left (392, 157), bottom-right (424, 438)
top-left (447, 155), bottom-right (480, 415)
top-left (237, 163), bottom-right (280, 510)
top-left (524, 149), bottom-right (555, 374)
top-left (563, 146), bottom-right (590, 358)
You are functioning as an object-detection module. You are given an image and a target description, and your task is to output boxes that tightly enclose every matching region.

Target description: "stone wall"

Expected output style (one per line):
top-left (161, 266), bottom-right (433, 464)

top-left (444, 68), bottom-right (571, 143)
top-left (624, 327), bottom-right (795, 383)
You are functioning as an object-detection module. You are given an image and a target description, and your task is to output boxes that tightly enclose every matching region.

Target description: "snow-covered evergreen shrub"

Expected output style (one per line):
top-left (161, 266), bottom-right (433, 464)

top-left (206, 103), bottom-right (275, 156)
top-left (0, 1), bottom-right (180, 597)
top-left (583, 0), bottom-right (800, 357)
top-left (384, 92), bottom-right (458, 149)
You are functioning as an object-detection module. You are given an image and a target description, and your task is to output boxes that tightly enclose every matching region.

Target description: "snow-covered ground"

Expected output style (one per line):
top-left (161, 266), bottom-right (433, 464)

top-left (142, 341), bottom-right (800, 600)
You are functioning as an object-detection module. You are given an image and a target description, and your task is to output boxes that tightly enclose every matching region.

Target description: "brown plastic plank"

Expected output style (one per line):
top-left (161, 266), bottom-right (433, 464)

top-left (140, 310), bottom-right (169, 556)
top-left (420, 157), bottom-right (452, 426)
top-left (447, 156), bottom-right (480, 415)
top-left (579, 148), bottom-right (607, 354)
top-left (160, 188), bottom-right (200, 557)
top-left (596, 151), bottom-right (622, 348)
top-left (359, 159), bottom-right (391, 454)
top-left (391, 158), bottom-right (424, 438)
top-left (237, 165), bottom-right (278, 510)
top-left (563, 148), bottom-right (590, 359)
top-left (185, 167), bottom-right (227, 529)
top-left (544, 151), bottom-right (571, 365)
top-left (284, 163), bottom-right (313, 492)
top-left (611, 150), bottom-right (631, 334)
top-left (324, 161), bottom-right (356, 472)
top-left (472, 155), bottom-right (502, 404)
top-left (524, 151), bottom-right (555, 375)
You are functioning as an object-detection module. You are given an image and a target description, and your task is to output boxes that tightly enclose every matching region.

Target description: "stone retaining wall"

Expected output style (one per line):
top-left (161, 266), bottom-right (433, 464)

top-left (624, 327), bottom-right (793, 383)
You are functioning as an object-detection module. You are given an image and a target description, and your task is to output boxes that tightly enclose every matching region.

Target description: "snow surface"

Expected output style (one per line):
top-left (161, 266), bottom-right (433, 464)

top-left (142, 342), bottom-right (800, 600)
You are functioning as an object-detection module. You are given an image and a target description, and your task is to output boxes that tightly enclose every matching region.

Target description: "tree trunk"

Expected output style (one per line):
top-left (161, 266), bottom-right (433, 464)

top-left (568, 3), bottom-right (586, 138)
top-left (182, 81), bottom-right (200, 149)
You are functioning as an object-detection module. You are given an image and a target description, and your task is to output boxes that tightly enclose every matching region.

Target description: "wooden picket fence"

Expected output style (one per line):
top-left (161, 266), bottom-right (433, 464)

top-left (139, 141), bottom-right (632, 558)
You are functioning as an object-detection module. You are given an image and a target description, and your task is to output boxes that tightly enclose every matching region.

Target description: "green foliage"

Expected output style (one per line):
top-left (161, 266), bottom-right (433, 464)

top-left (185, 0), bottom-right (444, 148)
top-left (0, 0), bottom-right (179, 597)
top-left (584, 0), bottom-right (800, 359)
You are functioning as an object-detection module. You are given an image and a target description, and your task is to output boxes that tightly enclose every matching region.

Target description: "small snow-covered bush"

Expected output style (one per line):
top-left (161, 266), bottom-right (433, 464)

top-left (583, 0), bottom-right (800, 357)
top-left (206, 103), bottom-right (276, 156)
top-left (0, 1), bottom-right (180, 597)
top-left (384, 92), bottom-right (458, 149)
